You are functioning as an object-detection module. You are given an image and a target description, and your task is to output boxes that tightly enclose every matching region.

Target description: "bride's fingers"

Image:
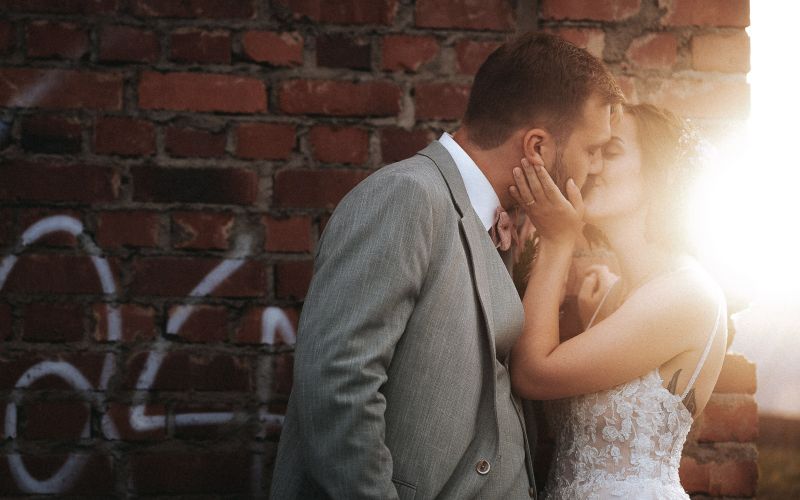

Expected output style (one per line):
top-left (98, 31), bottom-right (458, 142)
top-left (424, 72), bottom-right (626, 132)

top-left (513, 165), bottom-right (536, 205)
top-left (522, 158), bottom-right (547, 203)
top-left (533, 161), bottom-right (562, 203)
top-left (509, 185), bottom-right (524, 206)
top-left (566, 178), bottom-right (585, 216)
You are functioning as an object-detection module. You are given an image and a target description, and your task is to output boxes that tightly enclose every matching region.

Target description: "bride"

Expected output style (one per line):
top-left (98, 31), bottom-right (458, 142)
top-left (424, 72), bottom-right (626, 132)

top-left (509, 103), bottom-right (727, 499)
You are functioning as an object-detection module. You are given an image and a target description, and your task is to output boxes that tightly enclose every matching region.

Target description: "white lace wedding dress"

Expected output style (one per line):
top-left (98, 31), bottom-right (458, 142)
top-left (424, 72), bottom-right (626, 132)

top-left (542, 291), bottom-right (724, 499)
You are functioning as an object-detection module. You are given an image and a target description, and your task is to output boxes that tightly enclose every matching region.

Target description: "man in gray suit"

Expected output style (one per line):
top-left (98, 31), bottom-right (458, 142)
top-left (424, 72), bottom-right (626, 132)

top-left (271, 32), bottom-right (624, 499)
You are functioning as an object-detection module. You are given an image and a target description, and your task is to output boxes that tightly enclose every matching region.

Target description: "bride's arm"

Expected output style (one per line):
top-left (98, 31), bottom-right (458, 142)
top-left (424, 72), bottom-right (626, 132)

top-left (508, 161), bottom-right (716, 400)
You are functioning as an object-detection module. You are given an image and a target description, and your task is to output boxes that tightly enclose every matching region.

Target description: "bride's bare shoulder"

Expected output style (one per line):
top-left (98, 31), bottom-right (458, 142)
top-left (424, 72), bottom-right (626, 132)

top-left (626, 263), bottom-right (723, 337)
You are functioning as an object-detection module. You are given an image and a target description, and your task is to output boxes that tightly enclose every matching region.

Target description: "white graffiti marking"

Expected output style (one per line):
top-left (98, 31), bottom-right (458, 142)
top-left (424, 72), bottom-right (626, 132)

top-left (1, 215), bottom-right (296, 495)
top-left (5, 361), bottom-right (93, 493)
top-left (262, 306), bottom-right (297, 345)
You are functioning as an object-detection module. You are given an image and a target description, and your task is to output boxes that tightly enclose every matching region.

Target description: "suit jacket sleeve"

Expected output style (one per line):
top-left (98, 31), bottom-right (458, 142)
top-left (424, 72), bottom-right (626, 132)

top-left (293, 171), bottom-right (433, 499)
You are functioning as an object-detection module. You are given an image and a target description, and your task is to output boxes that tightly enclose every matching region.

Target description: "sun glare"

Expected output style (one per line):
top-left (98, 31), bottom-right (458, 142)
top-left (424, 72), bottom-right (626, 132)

top-left (686, 3), bottom-right (800, 418)
top-left (689, 3), bottom-right (800, 302)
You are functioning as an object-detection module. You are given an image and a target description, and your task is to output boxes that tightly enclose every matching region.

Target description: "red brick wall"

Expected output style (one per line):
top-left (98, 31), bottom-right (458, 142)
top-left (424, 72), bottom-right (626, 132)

top-left (0, 0), bottom-right (754, 497)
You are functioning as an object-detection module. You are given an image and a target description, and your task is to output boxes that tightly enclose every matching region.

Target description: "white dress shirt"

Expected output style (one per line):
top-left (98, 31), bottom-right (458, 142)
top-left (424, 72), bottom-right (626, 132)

top-left (438, 132), bottom-right (499, 231)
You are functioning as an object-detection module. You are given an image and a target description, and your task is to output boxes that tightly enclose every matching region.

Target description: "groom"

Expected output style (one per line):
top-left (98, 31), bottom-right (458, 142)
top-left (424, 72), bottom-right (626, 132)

top-left (271, 32), bottom-right (624, 499)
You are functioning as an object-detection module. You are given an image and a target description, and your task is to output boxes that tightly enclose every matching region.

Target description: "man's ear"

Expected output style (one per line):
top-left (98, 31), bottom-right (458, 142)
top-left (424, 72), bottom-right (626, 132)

top-left (522, 128), bottom-right (555, 169)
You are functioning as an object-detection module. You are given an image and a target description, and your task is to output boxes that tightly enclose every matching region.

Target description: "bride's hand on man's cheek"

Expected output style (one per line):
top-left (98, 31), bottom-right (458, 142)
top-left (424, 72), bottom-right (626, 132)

top-left (509, 157), bottom-right (584, 246)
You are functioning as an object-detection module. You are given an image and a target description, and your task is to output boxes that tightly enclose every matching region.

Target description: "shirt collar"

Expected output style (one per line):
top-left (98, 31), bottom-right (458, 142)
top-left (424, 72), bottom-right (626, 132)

top-left (438, 132), bottom-right (500, 231)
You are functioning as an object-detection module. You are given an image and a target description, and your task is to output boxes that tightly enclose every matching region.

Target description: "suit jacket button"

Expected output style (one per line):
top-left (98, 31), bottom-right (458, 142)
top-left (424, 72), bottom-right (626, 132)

top-left (475, 459), bottom-right (491, 475)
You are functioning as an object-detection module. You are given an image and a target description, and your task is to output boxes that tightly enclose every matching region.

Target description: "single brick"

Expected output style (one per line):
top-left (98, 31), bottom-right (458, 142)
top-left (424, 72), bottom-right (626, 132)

top-left (26, 21), bottom-right (88, 59)
top-left (165, 126), bottom-right (227, 158)
top-left (22, 302), bottom-right (84, 342)
top-left (691, 32), bottom-right (750, 73)
top-left (695, 393), bottom-right (758, 442)
top-left (92, 303), bottom-right (157, 342)
top-left (138, 71), bottom-right (266, 113)
top-left (661, 0), bottom-right (749, 27)
top-left (309, 125), bottom-right (369, 164)
top-left (415, 82), bottom-right (470, 120)
top-left (94, 116), bottom-right (155, 156)
top-left (171, 211), bottom-right (234, 250)
top-left (415, 0), bottom-right (514, 30)
top-left (0, 68), bottom-right (123, 110)
top-left (99, 25), bottom-right (159, 63)
top-left (0, 254), bottom-right (115, 295)
top-left (132, 0), bottom-right (255, 19)
top-left (279, 79), bottom-right (402, 117)
top-left (0, 161), bottom-right (119, 203)
top-left (317, 33), bottom-right (371, 70)
top-left (626, 33), bottom-right (678, 69)
top-left (96, 210), bottom-right (160, 249)
top-left (541, 0), bottom-right (641, 21)
top-left (242, 31), bottom-right (303, 66)
top-left (263, 215), bottom-right (312, 253)
top-left (170, 28), bottom-right (231, 64)
top-left (131, 165), bottom-right (258, 205)
top-left (20, 114), bottom-right (82, 154)
top-left (235, 122), bottom-right (295, 160)
top-left (21, 401), bottom-right (90, 439)
top-left (382, 35), bottom-right (439, 72)
top-left (274, 0), bottom-right (397, 25)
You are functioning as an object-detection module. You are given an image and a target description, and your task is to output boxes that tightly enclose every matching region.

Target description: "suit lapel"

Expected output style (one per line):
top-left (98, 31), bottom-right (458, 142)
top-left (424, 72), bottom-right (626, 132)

top-left (418, 141), bottom-right (502, 352)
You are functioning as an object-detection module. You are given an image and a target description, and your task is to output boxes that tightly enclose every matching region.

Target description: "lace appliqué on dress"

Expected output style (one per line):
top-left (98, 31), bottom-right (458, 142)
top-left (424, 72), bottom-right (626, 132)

top-left (542, 369), bottom-right (693, 500)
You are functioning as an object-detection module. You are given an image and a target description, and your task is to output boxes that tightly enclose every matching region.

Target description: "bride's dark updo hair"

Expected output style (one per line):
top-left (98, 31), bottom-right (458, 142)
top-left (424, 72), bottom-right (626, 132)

top-left (584, 103), bottom-right (706, 253)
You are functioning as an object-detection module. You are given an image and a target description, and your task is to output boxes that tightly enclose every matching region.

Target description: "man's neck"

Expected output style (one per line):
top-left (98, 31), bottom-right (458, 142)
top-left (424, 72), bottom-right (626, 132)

top-left (452, 128), bottom-right (517, 209)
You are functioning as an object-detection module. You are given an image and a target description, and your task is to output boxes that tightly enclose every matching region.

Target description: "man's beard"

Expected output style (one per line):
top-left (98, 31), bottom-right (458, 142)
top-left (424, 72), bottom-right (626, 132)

top-left (549, 145), bottom-right (569, 196)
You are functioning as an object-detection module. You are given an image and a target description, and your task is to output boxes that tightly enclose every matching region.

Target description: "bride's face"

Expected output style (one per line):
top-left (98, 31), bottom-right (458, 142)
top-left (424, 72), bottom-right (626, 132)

top-left (583, 113), bottom-right (646, 223)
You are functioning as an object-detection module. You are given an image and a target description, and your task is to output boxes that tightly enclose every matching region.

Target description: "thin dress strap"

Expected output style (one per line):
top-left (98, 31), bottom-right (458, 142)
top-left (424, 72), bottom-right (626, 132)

top-left (585, 265), bottom-right (695, 331)
top-left (585, 283), bottom-right (615, 330)
top-left (680, 298), bottom-right (724, 399)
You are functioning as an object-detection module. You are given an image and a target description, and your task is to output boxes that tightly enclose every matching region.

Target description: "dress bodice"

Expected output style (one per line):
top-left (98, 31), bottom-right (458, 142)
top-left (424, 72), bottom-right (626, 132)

top-left (542, 269), bottom-right (724, 499)
top-left (542, 369), bottom-right (693, 499)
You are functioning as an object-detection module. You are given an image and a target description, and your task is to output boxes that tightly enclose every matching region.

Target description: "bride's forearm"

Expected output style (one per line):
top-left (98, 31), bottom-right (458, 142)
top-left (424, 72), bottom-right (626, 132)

top-left (511, 239), bottom-right (574, 397)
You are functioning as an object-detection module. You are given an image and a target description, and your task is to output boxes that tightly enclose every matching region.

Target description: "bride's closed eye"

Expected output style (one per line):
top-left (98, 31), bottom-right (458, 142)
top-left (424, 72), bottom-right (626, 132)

top-left (602, 137), bottom-right (624, 159)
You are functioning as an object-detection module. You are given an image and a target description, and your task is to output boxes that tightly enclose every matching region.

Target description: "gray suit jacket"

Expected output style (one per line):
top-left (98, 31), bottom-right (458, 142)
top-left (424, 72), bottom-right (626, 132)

top-left (270, 141), bottom-right (537, 499)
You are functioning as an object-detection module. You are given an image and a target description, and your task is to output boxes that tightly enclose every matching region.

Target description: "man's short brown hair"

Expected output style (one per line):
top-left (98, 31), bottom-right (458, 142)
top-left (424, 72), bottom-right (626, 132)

top-left (463, 32), bottom-right (625, 149)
